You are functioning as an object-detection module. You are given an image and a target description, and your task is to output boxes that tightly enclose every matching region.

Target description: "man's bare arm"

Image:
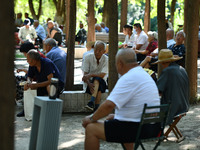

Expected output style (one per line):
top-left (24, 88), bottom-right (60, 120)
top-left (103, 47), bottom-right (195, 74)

top-left (136, 44), bottom-right (143, 50)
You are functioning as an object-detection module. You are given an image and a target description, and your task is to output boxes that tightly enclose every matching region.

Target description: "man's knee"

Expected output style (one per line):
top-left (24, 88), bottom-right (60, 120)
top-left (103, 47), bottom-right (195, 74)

top-left (93, 79), bottom-right (100, 85)
top-left (85, 123), bottom-right (105, 140)
top-left (85, 123), bottom-right (97, 136)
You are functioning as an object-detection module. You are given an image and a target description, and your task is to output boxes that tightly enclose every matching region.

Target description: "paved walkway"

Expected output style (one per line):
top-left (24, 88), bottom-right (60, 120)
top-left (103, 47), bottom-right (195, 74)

top-left (14, 51), bottom-right (200, 149)
top-left (15, 104), bottom-right (200, 150)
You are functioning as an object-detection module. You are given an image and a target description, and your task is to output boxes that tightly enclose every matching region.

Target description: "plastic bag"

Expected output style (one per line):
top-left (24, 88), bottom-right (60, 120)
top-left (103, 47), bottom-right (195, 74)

top-left (24, 89), bottom-right (37, 121)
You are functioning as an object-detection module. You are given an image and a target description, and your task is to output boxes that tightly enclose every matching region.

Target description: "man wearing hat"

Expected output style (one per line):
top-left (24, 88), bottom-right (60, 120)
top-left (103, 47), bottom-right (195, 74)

top-left (18, 19), bottom-right (37, 44)
top-left (154, 49), bottom-right (189, 125)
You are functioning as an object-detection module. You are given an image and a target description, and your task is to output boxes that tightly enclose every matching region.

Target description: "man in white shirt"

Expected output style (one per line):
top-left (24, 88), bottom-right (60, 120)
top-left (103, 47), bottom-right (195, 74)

top-left (133, 23), bottom-right (148, 50)
top-left (119, 25), bottom-right (135, 49)
top-left (18, 19), bottom-right (37, 44)
top-left (82, 41), bottom-right (108, 112)
top-left (82, 49), bottom-right (160, 150)
top-left (166, 28), bottom-right (176, 48)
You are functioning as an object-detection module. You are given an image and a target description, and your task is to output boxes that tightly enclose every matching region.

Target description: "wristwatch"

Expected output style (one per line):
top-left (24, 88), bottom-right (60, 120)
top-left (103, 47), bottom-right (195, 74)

top-left (89, 115), bottom-right (96, 122)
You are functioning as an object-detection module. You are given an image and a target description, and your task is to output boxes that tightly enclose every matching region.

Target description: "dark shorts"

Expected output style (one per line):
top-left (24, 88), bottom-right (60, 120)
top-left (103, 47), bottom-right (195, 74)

top-left (37, 81), bottom-right (64, 97)
top-left (86, 77), bottom-right (107, 95)
top-left (104, 119), bottom-right (161, 143)
top-left (149, 57), bottom-right (158, 72)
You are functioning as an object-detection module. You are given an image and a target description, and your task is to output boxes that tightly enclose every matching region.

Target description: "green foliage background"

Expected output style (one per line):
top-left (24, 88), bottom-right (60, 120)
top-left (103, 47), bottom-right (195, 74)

top-left (14, 0), bottom-right (185, 32)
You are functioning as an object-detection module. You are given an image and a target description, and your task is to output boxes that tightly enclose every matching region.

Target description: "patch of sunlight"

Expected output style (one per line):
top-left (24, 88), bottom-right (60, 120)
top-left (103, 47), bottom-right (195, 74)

top-left (196, 115), bottom-right (200, 118)
top-left (24, 127), bottom-right (31, 132)
top-left (59, 138), bottom-right (84, 148)
top-left (187, 111), bottom-right (194, 114)
top-left (180, 144), bottom-right (197, 149)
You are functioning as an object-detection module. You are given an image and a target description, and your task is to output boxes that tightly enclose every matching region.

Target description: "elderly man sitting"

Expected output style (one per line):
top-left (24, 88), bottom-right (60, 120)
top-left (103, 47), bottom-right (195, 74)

top-left (18, 19), bottom-right (37, 44)
top-left (153, 49), bottom-right (189, 125)
top-left (44, 38), bottom-right (67, 84)
top-left (24, 50), bottom-right (64, 96)
top-left (82, 41), bottom-right (108, 112)
top-left (82, 49), bottom-right (160, 150)
top-left (46, 21), bottom-right (62, 46)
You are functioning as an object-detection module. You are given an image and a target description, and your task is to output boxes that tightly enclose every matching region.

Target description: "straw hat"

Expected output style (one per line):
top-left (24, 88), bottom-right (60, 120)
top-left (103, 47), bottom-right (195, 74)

top-left (86, 41), bottom-right (95, 48)
top-left (152, 49), bottom-right (182, 64)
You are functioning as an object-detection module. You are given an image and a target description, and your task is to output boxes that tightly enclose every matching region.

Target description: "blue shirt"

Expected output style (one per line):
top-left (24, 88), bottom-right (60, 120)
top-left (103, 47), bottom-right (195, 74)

top-left (46, 46), bottom-right (67, 84)
top-left (104, 26), bottom-right (109, 33)
top-left (35, 24), bottom-right (46, 41)
top-left (28, 57), bottom-right (64, 85)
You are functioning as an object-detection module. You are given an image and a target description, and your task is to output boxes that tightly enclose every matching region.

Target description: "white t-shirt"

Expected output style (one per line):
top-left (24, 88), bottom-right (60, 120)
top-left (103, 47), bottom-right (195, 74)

top-left (167, 39), bottom-right (176, 48)
top-left (107, 66), bottom-right (160, 122)
top-left (18, 26), bottom-right (37, 43)
top-left (123, 34), bottom-right (135, 48)
top-left (82, 53), bottom-right (108, 82)
top-left (135, 31), bottom-right (149, 50)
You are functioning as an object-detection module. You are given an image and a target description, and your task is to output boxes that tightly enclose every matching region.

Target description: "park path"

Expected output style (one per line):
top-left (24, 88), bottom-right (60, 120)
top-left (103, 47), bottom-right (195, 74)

top-left (14, 51), bottom-right (200, 150)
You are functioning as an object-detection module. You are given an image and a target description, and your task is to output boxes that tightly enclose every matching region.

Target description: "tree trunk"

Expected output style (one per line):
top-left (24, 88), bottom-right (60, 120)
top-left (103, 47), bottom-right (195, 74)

top-left (144, 0), bottom-right (151, 33)
top-left (54, 0), bottom-right (65, 25)
top-left (157, 0), bottom-right (167, 76)
top-left (103, 0), bottom-right (109, 27)
top-left (65, 0), bottom-right (76, 90)
top-left (87, 0), bottom-right (95, 42)
top-left (199, 7), bottom-right (200, 25)
top-left (170, 0), bottom-right (177, 28)
top-left (183, 0), bottom-right (189, 33)
top-left (120, 0), bottom-right (128, 32)
top-left (185, 0), bottom-right (199, 103)
top-left (28, 0), bottom-right (42, 20)
top-left (65, 0), bottom-right (70, 46)
top-left (108, 0), bottom-right (118, 92)
top-left (0, 0), bottom-right (15, 149)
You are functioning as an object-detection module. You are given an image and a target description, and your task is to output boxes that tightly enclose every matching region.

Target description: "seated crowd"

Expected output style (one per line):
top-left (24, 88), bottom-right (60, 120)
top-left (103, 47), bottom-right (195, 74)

top-left (15, 15), bottom-right (190, 150)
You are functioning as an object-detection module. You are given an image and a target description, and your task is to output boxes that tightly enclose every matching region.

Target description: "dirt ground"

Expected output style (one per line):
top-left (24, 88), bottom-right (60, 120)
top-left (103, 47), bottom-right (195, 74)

top-left (15, 104), bottom-right (200, 150)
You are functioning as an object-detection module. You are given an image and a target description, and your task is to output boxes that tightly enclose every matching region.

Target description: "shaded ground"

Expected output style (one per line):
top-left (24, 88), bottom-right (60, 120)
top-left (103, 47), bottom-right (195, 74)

top-left (15, 104), bottom-right (200, 150)
top-left (14, 51), bottom-right (200, 150)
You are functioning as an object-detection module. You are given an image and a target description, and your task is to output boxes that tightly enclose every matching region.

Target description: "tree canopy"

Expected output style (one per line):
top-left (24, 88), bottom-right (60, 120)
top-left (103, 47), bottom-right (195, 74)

top-left (14, 0), bottom-right (186, 32)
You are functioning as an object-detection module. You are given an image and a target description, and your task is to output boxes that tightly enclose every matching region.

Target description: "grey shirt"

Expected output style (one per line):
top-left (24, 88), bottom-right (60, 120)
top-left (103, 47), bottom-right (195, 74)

top-left (157, 63), bottom-right (189, 125)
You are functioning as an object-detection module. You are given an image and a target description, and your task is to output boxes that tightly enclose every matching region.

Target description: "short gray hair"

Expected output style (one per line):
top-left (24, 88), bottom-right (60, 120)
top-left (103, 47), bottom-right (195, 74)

top-left (116, 48), bottom-right (137, 64)
top-left (48, 20), bottom-right (54, 25)
top-left (166, 28), bottom-right (175, 38)
top-left (94, 41), bottom-right (106, 51)
top-left (147, 31), bottom-right (158, 40)
top-left (176, 30), bottom-right (186, 38)
top-left (27, 49), bottom-right (41, 61)
top-left (44, 38), bottom-right (57, 47)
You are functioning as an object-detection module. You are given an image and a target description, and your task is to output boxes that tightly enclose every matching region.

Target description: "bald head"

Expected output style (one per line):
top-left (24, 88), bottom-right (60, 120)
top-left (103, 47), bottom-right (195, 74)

top-left (166, 29), bottom-right (174, 40)
top-left (116, 49), bottom-right (138, 75)
top-left (116, 48), bottom-right (137, 64)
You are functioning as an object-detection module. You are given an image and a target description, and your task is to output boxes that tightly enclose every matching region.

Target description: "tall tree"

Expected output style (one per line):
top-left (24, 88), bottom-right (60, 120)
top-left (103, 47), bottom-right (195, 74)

top-left (65, 0), bottom-right (76, 90)
top-left (157, 0), bottom-right (167, 76)
top-left (28, 0), bottom-right (42, 20)
top-left (108, 0), bottom-right (118, 92)
top-left (120, 0), bottom-right (128, 32)
top-left (185, 0), bottom-right (199, 103)
top-left (87, 0), bottom-right (95, 42)
top-left (0, 0), bottom-right (15, 149)
top-left (183, 0), bottom-right (189, 33)
top-left (144, 0), bottom-right (151, 33)
top-left (102, 0), bottom-right (109, 27)
top-left (53, 0), bottom-right (65, 25)
top-left (65, 0), bottom-right (70, 46)
top-left (170, 0), bottom-right (177, 28)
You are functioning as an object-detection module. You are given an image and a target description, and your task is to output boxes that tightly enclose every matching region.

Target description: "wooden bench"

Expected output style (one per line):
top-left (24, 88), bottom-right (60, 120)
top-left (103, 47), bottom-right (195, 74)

top-left (59, 90), bottom-right (109, 113)
top-left (95, 32), bottom-right (125, 43)
top-left (60, 47), bottom-right (87, 59)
